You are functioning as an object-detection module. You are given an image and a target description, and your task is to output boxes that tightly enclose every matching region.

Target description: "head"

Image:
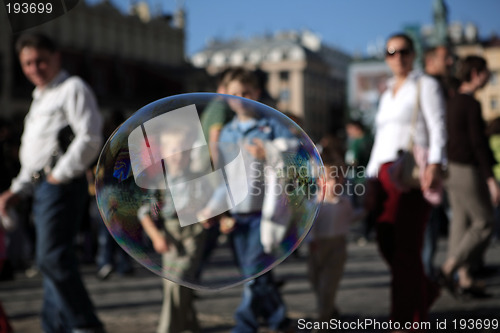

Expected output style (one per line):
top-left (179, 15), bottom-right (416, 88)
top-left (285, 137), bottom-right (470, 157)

top-left (224, 67), bottom-right (261, 100)
top-left (215, 68), bottom-right (233, 94)
top-left (385, 33), bottom-right (416, 77)
top-left (345, 120), bottom-right (366, 139)
top-left (322, 162), bottom-right (345, 199)
top-left (224, 68), bottom-right (262, 118)
top-left (16, 33), bottom-right (61, 89)
top-left (160, 127), bottom-right (196, 175)
top-left (457, 55), bottom-right (490, 91)
top-left (424, 45), bottom-right (454, 77)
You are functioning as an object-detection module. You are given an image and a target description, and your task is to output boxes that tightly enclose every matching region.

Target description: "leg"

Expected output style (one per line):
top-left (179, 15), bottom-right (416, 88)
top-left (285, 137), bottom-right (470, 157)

top-left (34, 178), bottom-right (102, 332)
top-left (376, 164), bottom-right (434, 323)
top-left (157, 222), bottom-right (203, 333)
top-left (195, 222), bottom-right (220, 280)
top-left (315, 237), bottom-right (346, 321)
top-left (391, 189), bottom-right (432, 323)
top-left (231, 214), bottom-right (287, 333)
top-left (422, 207), bottom-right (442, 278)
top-left (444, 164), bottom-right (494, 287)
top-left (157, 279), bottom-right (198, 333)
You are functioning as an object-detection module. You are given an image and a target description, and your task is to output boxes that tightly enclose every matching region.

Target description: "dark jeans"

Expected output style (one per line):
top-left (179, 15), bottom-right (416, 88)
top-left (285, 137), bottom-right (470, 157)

top-left (422, 202), bottom-right (449, 278)
top-left (93, 199), bottom-right (131, 274)
top-left (33, 177), bottom-right (102, 332)
top-left (231, 213), bottom-right (287, 333)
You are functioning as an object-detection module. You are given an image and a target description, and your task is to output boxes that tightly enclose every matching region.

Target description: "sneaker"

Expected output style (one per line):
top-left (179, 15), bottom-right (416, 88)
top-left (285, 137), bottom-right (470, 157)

top-left (357, 237), bottom-right (368, 247)
top-left (25, 265), bottom-right (40, 278)
top-left (97, 264), bottom-right (113, 280)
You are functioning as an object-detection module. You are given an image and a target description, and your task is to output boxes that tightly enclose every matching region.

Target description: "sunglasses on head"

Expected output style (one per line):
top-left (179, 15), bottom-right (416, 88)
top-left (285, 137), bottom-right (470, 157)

top-left (386, 48), bottom-right (412, 57)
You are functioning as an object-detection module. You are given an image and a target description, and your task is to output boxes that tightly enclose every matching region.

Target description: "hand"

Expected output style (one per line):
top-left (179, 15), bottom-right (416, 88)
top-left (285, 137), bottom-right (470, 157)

top-left (197, 207), bottom-right (216, 229)
top-left (245, 138), bottom-right (266, 160)
top-left (219, 216), bottom-right (236, 234)
top-left (0, 190), bottom-right (19, 216)
top-left (46, 173), bottom-right (61, 185)
top-left (422, 164), bottom-right (442, 191)
top-left (487, 177), bottom-right (500, 207)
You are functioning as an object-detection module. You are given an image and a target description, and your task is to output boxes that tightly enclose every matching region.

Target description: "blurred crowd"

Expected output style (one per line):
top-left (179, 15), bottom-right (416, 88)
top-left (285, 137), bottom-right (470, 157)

top-left (0, 31), bottom-right (500, 333)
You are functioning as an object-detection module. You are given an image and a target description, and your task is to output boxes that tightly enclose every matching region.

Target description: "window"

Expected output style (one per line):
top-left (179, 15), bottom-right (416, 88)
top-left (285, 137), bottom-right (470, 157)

top-left (280, 88), bottom-right (290, 102)
top-left (279, 71), bottom-right (289, 81)
top-left (490, 71), bottom-right (498, 86)
top-left (491, 96), bottom-right (498, 110)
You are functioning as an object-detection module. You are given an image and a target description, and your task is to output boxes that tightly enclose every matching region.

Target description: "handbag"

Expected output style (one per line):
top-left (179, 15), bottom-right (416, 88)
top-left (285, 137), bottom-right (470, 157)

top-left (388, 80), bottom-right (421, 191)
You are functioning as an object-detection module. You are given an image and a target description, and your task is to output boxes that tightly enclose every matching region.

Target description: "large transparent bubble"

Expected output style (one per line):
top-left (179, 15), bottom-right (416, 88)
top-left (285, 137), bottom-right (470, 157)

top-left (95, 93), bottom-right (325, 290)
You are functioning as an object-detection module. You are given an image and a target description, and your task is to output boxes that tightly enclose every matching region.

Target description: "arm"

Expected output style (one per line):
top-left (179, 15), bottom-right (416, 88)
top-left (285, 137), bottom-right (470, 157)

top-left (419, 76), bottom-right (447, 190)
top-left (467, 99), bottom-right (496, 180)
top-left (6, 164), bottom-right (34, 199)
top-left (137, 199), bottom-right (169, 253)
top-left (0, 190), bottom-right (20, 216)
top-left (208, 125), bottom-right (223, 167)
top-left (466, 99), bottom-right (500, 205)
top-left (50, 78), bottom-right (103, 183)
top-left (138, 214), bottom-right (169, 253)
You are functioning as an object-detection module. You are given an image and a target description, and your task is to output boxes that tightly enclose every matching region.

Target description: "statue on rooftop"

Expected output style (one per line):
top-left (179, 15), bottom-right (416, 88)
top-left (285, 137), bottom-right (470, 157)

top-left (432, 0), bottom-right (449, 46)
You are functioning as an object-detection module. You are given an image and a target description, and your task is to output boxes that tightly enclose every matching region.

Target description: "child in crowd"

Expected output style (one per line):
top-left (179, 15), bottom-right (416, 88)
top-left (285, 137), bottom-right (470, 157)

top-left (200, 67), bottom-right (294, 333)
top-left (307, 153), bottom-right (365, 322)
top-left (138, 127), bottom-right (208, 333)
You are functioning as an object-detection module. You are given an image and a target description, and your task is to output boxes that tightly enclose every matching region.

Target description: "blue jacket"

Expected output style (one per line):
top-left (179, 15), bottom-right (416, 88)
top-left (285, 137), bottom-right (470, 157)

top-left (208, 115), bottom-right (293, 214)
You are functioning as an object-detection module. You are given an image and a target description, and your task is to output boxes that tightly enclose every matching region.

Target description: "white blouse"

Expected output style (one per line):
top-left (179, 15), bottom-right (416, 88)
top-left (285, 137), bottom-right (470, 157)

top-left (366, 70), bottom-right (446, 177)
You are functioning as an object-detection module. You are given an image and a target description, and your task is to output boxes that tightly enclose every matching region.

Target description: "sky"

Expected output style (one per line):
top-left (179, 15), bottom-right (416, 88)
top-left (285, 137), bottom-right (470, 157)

top-left (89, 0), bottom-right (500, 56)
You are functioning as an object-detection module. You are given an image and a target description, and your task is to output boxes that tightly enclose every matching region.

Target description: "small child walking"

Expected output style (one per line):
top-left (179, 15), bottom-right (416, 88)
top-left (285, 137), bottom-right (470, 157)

top-left (307, 156), bottom-right (365, 322)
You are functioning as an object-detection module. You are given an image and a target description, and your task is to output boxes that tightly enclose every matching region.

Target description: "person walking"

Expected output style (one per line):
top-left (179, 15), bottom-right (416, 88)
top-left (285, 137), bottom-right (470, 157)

top-left (365, 33), bottom-right (446, 325)
top-left (440, 55), bottom-right (499, 298)
top-left (421, 45), bottom-right (455, 279)
top-left (0, 33), bottom-right (105, 333)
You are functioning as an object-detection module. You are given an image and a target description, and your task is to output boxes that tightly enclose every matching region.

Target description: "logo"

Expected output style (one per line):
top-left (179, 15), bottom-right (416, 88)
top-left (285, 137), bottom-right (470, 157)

top-left (128, 104), bottom-right (248, 227)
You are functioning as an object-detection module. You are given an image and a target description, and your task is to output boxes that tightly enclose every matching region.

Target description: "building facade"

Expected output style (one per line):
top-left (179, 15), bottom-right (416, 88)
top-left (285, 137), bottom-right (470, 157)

top-left (191, 30), bottom-right (351, 141)
top-left (0, 1), bottom-right (212, 119)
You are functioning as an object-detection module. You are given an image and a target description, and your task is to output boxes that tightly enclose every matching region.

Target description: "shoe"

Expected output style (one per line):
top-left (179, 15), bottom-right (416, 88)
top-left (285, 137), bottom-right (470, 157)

top-left (471, 265), bottom-right (499, 279)
top-left (437, 269), bottom-right (457, 297)
top-left (456, 285), bottom-right (492, 300)
top-left (25, 265), bottom-right (39, 278)
top-left (97, 264), bottom-right (113, 280)
top-left (271, 317), bottom-right (295, 333)
top-left (330, 307), bottom-right (340, 319)
top-left (275, 278), bottom-right (286, 289)
top-left (427, 280), bottom-right (441, 308)
top-left (357, 237), bottom-right (368, 247)
top-left (117, 267), bottom-right (135, 278)
top-left (0, 260), bottom-right (14, 281)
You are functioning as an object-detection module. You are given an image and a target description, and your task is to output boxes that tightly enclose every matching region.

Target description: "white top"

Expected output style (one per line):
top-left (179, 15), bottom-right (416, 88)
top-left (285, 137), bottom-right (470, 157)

top-left (309, 196), bottom-right (357, 240)
top-left (366, 71), bottom-right (446, 177)
top-left (10, 70), bottom-right (103, 195)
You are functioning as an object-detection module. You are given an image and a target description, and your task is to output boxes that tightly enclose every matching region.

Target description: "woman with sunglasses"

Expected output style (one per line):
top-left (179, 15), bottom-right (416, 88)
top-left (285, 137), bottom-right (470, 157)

top-left (366, 33), bottom-right (446, 327)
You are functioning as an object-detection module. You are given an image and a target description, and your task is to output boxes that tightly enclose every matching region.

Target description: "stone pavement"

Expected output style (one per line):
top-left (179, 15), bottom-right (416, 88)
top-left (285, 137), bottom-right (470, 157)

top-left (2, 238), bottom-right (500, 333)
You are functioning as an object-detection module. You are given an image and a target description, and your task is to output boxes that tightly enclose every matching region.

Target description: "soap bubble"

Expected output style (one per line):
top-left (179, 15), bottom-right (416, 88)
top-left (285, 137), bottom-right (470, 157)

top-left (95, 93), bottom-right (325, 290)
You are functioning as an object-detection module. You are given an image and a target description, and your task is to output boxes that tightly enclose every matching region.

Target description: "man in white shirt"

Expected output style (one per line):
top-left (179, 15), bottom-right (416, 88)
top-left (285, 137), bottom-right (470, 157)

top-left (0, 33), bottom-right (105, 333)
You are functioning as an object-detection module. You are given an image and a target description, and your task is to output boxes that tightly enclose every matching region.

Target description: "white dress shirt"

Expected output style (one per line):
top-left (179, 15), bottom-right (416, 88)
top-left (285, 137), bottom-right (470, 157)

top-left (366, 70), bottom-right (446, 177)
top-left (10, 70), bottom-right (103, 195)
